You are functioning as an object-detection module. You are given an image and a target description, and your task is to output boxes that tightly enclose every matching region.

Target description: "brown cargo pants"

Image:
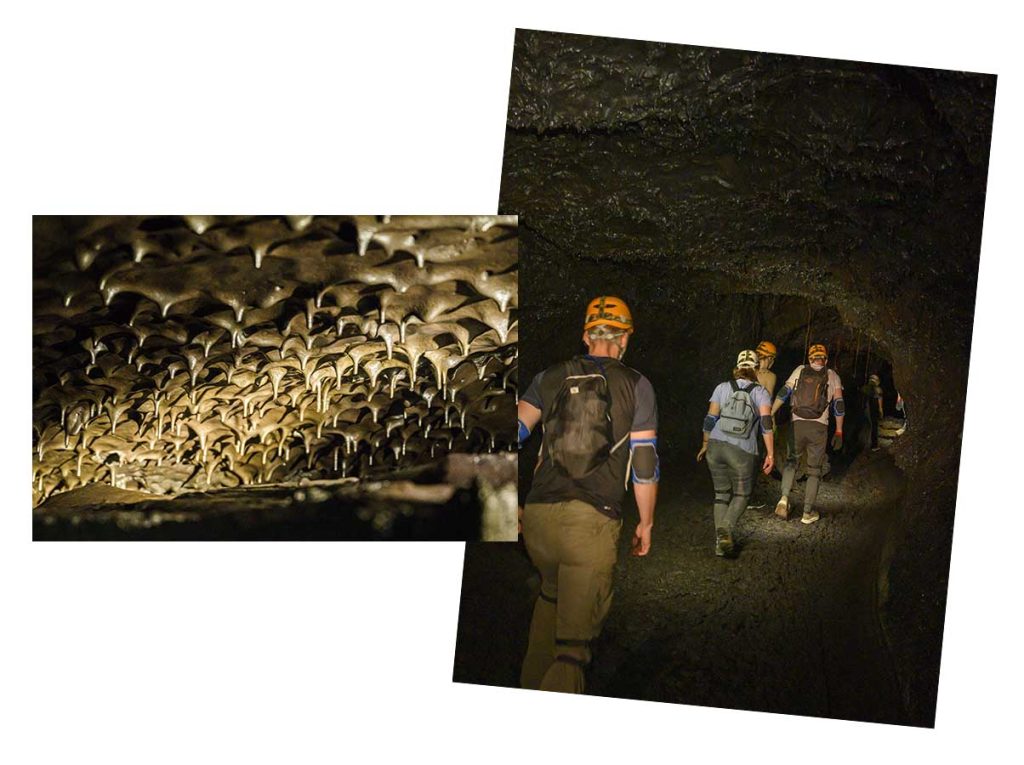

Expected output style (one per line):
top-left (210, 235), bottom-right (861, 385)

top-left (520, 499), bottom-right (622, 693)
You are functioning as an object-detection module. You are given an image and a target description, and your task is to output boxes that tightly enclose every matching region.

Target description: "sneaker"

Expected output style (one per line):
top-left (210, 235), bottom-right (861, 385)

top-left (774, 496), bottom-right (789, 520)
top-left (715, 528), bottom-right (735, 558)
top-left (801, 510), bottom-right (820, 525)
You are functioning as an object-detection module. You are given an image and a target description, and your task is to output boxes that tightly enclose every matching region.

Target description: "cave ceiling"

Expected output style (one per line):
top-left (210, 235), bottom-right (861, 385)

top-left (32, 215), bottom-right (518, 505)
top-left (500, 31), bottom-right (995, 332)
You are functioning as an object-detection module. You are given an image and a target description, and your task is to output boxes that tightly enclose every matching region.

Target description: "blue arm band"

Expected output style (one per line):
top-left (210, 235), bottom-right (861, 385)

top-left (832, 398), bottom-right (845, 416)
top-left (776, 386), bottom-right (792, 404)
top-left (517, 418), bottom-right (530, 447)
top-left (629, 438), bottom-right (659, 484)
top-left (702, 415), bottom-right (720, 433)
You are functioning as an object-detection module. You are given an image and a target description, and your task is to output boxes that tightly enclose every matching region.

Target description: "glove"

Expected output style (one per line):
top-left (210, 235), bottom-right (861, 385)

top-left (831, 431), bottom-right (843, 451)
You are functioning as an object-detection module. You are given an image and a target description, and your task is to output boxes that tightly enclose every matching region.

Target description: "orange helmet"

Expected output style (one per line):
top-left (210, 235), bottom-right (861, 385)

top-left (808, 343), bottom-right (828, 360)
top-left (756, 340), bottom-right (777, 359)
top-left (584, 296), bottom-right (634, 334)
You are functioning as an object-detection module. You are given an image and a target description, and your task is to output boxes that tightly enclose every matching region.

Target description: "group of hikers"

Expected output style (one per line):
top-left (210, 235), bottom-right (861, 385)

top-left (515, 295), bottom-right (893, 694)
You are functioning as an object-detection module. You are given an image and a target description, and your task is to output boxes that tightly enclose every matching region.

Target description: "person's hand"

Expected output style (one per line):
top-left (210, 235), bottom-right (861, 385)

top-left (696, 445), bottom-right (707, 462)
top-left (762, 454), bottom-right (774, 475)
top-left (631, 523), bottom-right (652, 557)
top-left (831, 431), bottom-right (844, 451)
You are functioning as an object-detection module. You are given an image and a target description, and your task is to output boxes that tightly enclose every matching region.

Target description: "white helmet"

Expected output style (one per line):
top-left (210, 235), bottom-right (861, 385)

top-left (736, 350), bottom-right (758, 369)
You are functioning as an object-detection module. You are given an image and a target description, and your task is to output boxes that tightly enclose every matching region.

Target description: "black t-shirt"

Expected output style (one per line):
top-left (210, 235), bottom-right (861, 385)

top-left (522, 355), bottom-right (658, 518)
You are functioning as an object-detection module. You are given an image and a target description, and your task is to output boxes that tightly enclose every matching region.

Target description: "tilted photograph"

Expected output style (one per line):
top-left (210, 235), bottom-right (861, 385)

top-left (453, 30), bottom-right (995, 726)
top-left (32, 215), bottom-right (518, 540)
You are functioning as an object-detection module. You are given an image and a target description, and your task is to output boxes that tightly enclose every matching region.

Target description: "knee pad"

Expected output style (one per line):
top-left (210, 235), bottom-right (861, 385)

top-left (630, 437), bottom-right (660, 484)
top-left (806, 463), bottom-right (822, 477)
top-left (832, 397), bottom-right (845, 417)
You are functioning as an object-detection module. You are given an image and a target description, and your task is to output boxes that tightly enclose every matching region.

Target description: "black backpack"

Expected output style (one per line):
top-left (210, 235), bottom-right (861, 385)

top-left (543, 358), bottom-right (628, 479)
top-left (791, 366), bottom-right (830, 419)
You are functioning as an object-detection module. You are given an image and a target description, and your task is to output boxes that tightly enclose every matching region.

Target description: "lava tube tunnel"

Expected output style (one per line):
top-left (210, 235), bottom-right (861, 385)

top-left (32, 215), bottom-right (518, 540)
top-left (453, 31), bottom-right (993, 726)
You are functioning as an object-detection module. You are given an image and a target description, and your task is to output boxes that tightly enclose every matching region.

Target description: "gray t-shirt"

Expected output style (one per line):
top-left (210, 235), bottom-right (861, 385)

top-left (522, 362), bottom-right (658, 432)
top-left (708, 379), bottom-right (771, 455)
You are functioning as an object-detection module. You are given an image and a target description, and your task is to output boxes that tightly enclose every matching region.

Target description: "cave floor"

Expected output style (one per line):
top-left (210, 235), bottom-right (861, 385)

top-left (454, 448), bottom-right (911, 725)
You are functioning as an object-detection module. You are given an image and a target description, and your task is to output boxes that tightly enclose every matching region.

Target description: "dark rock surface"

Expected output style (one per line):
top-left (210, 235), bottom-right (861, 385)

top-left (34, 454), bottom-right (516, 541)
top-left (455, 30), bottom-right (994, 726)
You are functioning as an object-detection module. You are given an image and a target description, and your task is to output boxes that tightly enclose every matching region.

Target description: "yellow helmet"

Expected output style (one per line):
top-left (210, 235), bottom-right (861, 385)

top-left (584, 296), bottom-right (634, 334)
top-left (756, 340), bottom-right (777, 359)
top-left (808, 343), bottom-right (828, 360)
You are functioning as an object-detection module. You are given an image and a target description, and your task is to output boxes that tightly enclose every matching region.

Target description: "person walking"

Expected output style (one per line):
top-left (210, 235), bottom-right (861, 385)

top-left (862, 373), bottom-right (884, 451)
top-left (755, 340), bottom-right (778, 397)
top-left (747, 339), bottom-right (778, 508)
top-left (770, 343), bottom-right (845, 524)
top-left (697, 350), bottom-right (775, 556)
top-left (516, 295), bottom-right (659, 693)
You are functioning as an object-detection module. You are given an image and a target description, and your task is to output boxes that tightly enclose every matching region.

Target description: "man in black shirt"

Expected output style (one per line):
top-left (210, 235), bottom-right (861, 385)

top-left (516, 296), bottom-right (659, 693)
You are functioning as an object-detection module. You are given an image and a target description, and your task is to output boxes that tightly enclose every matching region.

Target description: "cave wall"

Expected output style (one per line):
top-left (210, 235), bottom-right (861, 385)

top-left (503, 30), bottom-right (995, 725)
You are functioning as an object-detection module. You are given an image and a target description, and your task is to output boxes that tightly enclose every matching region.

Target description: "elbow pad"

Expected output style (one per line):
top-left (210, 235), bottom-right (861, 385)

top-left (517, 418), bottom-right (530, 447)
top-left (832, 398), bottom-right (845, 417)
top-left (776, 386), bottom-right (792, 404)
top-left (702, 414), bottom-right (720, 433)
top-left (760, 414), bottom-right (774, 434)
top-left (630, 437), bottom-right (660, 484)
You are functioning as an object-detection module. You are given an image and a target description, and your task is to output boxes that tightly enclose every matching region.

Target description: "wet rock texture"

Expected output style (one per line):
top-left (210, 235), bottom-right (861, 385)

top-left (32, 215), bottom-right (518, 528)
top-left (460, 31), bottom-right (992, 724)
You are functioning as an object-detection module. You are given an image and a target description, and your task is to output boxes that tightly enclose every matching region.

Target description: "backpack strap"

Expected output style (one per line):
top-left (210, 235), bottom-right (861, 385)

top-left (729, 379), bottom-right (740, 392)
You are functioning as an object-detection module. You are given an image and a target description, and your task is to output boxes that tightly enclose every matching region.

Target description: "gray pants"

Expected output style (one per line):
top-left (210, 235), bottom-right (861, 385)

top-left (780, 419), bottom-right (828, 512)
top-left (706, 439), bottom-right (757, 533)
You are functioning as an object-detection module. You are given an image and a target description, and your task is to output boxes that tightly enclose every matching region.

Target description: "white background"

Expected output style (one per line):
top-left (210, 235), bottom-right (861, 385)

top-left (2, 1), bottom-right (1020, 762)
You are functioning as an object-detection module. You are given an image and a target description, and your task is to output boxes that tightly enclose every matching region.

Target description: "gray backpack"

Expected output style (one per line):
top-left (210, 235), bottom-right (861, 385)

top-left (719, 380), bottom-right (761, 437)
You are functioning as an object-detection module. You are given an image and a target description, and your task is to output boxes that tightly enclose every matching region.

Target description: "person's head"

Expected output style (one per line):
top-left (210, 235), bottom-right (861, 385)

top-left (733, 349), bottom-right (759, 382)
top-left (807, 343), bottom-right (828, 370)
top-left (583, 296), bottom-right (634, 360)
top-left (869, 373), bottom-right (880, 385)
top-left (755, 340), bottom-right (777, 371)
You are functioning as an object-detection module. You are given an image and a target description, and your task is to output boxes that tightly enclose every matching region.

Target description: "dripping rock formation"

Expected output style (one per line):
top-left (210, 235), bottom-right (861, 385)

top-left (33, 215), bottom-right (518, 540)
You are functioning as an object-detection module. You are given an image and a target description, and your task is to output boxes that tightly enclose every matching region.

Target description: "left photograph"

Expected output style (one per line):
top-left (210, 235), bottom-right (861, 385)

top-left (32, 215), bottom-right (518, 541)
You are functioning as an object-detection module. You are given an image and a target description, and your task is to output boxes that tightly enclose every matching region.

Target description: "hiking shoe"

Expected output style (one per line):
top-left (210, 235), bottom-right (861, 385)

top-left (774, 496), bottom-right (789, 520)
top-left (801, 510), bottom-right (820, 525)
top-left (715, 528), bottom-right (735, 558)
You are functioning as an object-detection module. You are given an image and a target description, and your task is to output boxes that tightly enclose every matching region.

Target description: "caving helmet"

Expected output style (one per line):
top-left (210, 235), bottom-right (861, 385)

top-left (869, 373), bottom-right (881, 384)
top-left (755, 340), bottom-right (777, 359)
top-left (808, 343), bottom-right (828, 361)
top-left (736, 349), bottom-right (758, 369)
top-left (584, 296), bottom-right (634, 335)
